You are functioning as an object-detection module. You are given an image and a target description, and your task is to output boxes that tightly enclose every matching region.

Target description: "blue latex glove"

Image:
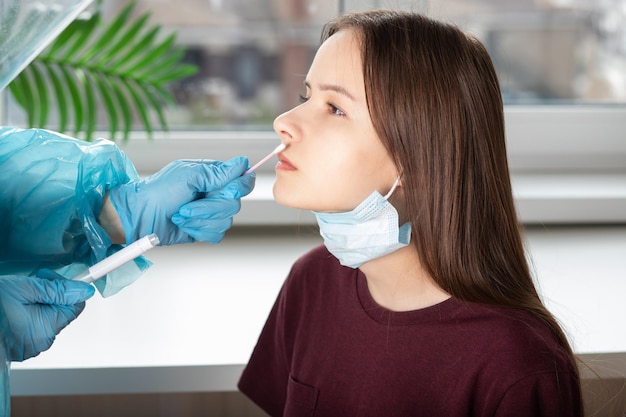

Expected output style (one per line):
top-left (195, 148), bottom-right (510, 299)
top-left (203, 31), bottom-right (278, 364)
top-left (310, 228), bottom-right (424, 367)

top-left (0, 271), bottom-right (94, 362)
top-left (109, 156), bottom-right (255, 245)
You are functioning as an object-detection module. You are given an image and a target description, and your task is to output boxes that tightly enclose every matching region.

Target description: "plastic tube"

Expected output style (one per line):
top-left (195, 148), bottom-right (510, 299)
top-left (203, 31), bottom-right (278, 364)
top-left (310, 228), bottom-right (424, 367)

top-left (72, 234), bottom-right (160, 284)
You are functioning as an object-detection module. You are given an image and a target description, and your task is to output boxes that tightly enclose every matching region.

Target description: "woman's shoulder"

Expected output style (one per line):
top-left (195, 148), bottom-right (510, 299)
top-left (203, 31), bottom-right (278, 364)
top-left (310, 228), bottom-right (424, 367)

top-left (456, 301), bottom-right (560, 345)
top-left (452, 300), bottom-right (576, 373)
top-left (460, 302), bottom-right (581, 414)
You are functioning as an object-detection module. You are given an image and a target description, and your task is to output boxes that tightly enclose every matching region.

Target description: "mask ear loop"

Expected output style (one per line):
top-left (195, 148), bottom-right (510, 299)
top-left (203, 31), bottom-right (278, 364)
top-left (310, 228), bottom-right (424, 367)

top-left (383, 176), bottom-right (401, 200)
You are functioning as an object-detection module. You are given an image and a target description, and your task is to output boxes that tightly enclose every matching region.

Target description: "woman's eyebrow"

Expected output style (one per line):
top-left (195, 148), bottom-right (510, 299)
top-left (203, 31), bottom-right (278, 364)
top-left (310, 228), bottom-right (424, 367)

top-left (304, 80), bottom-right (356, 102)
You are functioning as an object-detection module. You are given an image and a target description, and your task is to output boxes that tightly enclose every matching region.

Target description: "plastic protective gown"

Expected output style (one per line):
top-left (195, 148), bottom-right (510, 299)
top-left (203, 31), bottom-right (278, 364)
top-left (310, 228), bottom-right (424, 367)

top-left (0, 126), bottom-right (151, 297)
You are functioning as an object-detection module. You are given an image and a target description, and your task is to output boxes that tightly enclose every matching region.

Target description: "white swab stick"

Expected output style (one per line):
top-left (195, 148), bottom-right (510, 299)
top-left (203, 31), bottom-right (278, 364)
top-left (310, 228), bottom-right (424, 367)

top-left (244, 143), bottom-right (286, 174)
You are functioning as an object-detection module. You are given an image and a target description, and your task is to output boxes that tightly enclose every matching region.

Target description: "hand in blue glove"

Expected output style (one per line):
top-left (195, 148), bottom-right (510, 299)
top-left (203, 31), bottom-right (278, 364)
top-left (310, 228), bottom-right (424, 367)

top-left (0, 271), bottom-right (95, 362)
top-left (109, 156), bottom-right (255, 245)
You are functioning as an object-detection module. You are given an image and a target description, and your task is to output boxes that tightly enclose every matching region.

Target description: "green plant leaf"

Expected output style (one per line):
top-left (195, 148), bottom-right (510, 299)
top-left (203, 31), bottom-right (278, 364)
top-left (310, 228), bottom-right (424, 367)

top-left (138, 47), bottom-right (194, 81)
top-left (15, 67), bottom-right (36, 128)
top-left (122, 78), bottom-right (152, 136)
top-left (44, 1), bottom-right (101, 58)
top-left (7, 0), bottom-right (197, 141)
top-left (81, 70), bottom-right (97, 140)
top-left (107, 76), bottom-right (133, 141)
top-left (46, 65), bottom-right (70, 132)
top-left (58, 13), bottom-right (100, 62)
top-left (58, 65), bottom-right (84, 135)
top-left (94, 12), bottom-right (151, 68)
top-left (151, 83), bottom-right (177, 106)
top-left (7, 72), bottom-right (28, 110)
top-left (29, 63), bottom-right (50, 128)
top-left (137, 83), bottom-right (168, 133)
top-left (123, 33), bottom-right (176, 76)
top-left (151, 64), bottom-right (198, 84)
top-left (77, 1), bottom-right (135, 65)
top-left (93, 73), bottom-right (119, 140)
top-left (115, 26), bottom-right (161, 73)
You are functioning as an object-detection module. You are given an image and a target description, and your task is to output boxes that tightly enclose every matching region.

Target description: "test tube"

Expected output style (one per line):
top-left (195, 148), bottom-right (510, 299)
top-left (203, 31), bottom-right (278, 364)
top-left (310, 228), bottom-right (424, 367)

top-left (72, 233), bottom-right (160, 284)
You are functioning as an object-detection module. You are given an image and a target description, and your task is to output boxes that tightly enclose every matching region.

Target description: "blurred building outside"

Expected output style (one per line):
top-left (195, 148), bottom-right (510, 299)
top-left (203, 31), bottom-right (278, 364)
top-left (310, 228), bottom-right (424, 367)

top-left (6, 0), bottom-right (626, 130)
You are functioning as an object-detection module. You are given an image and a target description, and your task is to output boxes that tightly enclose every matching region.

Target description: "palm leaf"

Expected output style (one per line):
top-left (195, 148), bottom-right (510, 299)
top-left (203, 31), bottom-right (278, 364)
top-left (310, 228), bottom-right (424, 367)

top-left (122, 78), bottom-right (152, 136)
top-left (138, 83), bottom-right (168, 134)
top-left (76, 2), bottom-right (134, 65)
top-left (46, 65), bottom-right (70, 132)
top-left (106, 76), bottom-right (134, 141)
top-left (93, 73), bottom-right (120, 140)
top-left (94, 13), bottom-right (151, 68)
top-left (114, 26), bottom-right (161, 72)
top-left (29, 63), bottom-right (50, 127)
top-left (7, 0), bottom-right (198, 141)
top-left (9, 67), bottom-right (36, 128)
top-left (44, 12), bottom-right (100, 60)
top-left (58, 64), bottom-right (84, 135)
top-left (80, 69), bottom-right (98, 139)
top-left (122, 33), bottom-right (176, 75)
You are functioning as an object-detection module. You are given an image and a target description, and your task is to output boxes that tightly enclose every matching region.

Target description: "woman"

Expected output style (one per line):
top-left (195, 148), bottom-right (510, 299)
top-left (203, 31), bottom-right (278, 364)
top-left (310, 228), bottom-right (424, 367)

top-left (239, 9), bottom-right (582, 417)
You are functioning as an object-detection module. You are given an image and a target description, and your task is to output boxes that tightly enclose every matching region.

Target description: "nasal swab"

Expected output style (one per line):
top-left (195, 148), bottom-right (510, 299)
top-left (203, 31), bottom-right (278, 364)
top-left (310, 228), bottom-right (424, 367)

top-left (244, 143), bottom-right (286, 175)
top-left (72, 233), bottom-right (160, 284)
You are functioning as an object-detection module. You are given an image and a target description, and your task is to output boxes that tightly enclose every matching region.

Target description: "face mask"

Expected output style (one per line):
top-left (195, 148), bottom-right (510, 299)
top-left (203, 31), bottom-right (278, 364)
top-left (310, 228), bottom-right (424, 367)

top-left (313, 179), bottom-right (411, 268)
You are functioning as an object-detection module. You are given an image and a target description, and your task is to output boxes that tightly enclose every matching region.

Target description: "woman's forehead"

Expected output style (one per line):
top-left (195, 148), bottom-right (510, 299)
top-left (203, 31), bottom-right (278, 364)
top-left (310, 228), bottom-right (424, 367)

top-left (306, 29), bottom-right (364, 98)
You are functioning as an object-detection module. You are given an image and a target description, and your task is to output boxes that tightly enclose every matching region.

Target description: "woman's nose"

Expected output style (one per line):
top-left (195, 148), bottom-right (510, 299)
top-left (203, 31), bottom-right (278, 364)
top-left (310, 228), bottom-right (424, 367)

top-left (273, 108), bottom-right (300, 143)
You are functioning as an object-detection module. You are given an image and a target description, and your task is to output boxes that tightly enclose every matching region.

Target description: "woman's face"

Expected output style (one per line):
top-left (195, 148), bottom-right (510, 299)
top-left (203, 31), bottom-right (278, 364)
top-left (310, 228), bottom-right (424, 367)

top-left (272, 28), bottom-right (398, 213)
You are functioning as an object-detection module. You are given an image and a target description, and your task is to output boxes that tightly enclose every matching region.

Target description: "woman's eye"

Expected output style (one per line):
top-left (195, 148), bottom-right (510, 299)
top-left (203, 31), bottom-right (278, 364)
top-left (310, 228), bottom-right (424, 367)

top-left (298, 94), bottom-right (345, 117)
top-left (328, 103), bottom-right (345, 117)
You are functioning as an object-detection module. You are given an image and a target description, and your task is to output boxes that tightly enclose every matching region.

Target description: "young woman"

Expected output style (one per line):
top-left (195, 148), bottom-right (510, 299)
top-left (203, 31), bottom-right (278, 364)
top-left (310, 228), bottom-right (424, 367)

top-left (238, 9), bottom-right (582, 417)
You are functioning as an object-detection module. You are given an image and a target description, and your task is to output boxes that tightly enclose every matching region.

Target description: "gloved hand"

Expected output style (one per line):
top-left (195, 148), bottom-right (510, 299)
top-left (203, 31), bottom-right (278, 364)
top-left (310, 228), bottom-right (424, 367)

top-left (0, 271), bottom-right (95, 362)
top-left (109, 156), bottom-right (255, 245)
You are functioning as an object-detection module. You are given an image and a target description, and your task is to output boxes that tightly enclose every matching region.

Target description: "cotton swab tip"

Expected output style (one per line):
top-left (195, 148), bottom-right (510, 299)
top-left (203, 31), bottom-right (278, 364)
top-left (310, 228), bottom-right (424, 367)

top-left (244, 143), bottom-right (286, 174)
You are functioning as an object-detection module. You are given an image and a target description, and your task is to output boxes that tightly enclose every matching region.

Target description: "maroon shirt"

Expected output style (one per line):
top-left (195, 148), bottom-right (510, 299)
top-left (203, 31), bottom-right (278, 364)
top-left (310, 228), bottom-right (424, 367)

top-left (239, 245), bottom-right (581, 417)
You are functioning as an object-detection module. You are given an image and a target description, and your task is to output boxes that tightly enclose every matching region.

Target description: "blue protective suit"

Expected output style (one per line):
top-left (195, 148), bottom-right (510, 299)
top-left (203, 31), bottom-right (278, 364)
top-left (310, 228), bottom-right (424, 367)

top-left (0, 126), bottom-right (132, 416)
top-left (0, 126), bottom-right (254, 415)
top-left (0, 127), bottom-right (147, 297)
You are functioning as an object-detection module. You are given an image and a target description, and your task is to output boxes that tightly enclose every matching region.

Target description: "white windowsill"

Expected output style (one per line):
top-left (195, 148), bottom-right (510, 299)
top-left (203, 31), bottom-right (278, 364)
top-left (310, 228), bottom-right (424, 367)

top-left (234, 173), bottom-right (626, 225)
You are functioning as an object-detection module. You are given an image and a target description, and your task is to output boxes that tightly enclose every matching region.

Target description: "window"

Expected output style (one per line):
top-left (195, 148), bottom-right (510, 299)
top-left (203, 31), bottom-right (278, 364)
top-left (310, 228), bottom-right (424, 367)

top-left (3, 0), bottom-right (625, 224)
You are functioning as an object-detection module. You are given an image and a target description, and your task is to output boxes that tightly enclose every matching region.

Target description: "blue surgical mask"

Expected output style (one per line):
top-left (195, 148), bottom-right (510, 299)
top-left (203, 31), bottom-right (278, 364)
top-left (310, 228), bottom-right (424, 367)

top-left (313, 179), bottom-right (411, 268)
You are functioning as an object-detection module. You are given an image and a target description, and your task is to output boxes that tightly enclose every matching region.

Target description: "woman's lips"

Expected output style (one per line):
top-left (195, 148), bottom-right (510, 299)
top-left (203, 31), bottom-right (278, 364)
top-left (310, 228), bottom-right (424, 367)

top-left (276, 153), bottom-right (296, 170)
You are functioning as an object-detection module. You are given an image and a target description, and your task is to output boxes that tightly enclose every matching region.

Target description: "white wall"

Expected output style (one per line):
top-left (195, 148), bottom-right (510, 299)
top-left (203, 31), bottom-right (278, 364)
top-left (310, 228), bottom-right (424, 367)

top-left (14, 224), bottom-right (626, 372)
top-left (525, 225), bottom-right (626, 353)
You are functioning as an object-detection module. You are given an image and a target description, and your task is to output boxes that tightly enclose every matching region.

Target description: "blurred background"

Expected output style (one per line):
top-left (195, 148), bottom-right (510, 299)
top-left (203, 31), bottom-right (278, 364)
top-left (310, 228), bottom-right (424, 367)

top-left (4, 1), bottom-right (626, 416)
top-left (4, 0), bottom-right (626, 130)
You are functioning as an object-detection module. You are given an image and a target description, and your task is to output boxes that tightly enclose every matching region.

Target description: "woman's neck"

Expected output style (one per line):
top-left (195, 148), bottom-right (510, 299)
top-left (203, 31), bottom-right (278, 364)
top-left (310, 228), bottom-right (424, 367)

top-left (359, 246), bottom-right (450, 312)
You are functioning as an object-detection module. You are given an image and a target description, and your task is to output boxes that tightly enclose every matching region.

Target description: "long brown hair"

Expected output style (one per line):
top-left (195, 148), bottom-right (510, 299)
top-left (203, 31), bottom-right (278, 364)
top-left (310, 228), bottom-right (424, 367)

top-left (322, 8), bottom-right (579, 379)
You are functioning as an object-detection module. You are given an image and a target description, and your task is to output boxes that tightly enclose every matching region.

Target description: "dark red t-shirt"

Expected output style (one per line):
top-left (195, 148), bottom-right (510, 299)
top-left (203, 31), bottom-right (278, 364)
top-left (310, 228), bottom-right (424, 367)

top-left (239, 245), bottom-right (582, 417)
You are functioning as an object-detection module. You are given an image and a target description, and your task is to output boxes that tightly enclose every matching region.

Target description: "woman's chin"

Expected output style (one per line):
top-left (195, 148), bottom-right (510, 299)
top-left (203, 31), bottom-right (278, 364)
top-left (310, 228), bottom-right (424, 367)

top-left (272, 185), bottom-right (303, 209)
top-left (273, 190), bottom-right (322, 212)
